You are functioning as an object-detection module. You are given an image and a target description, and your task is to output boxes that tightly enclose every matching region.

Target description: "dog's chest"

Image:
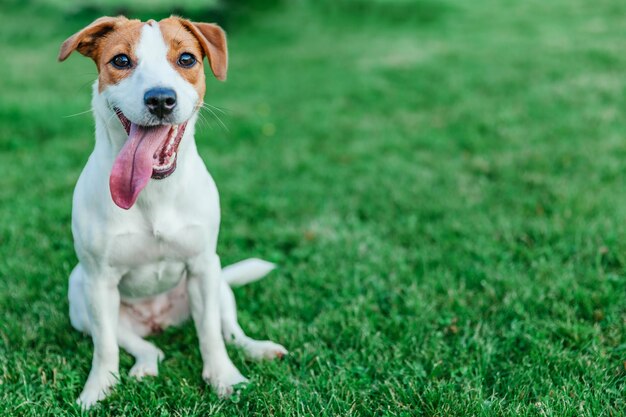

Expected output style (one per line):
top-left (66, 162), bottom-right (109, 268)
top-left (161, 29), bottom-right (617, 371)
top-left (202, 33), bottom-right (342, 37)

top-left (109, 209), bottom-right (212, 298)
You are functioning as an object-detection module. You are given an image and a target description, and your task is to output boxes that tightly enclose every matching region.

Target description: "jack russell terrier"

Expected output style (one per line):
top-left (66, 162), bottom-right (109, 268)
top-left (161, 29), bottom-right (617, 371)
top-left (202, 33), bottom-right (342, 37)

top-left (58, 16), bottom-right (287, 408)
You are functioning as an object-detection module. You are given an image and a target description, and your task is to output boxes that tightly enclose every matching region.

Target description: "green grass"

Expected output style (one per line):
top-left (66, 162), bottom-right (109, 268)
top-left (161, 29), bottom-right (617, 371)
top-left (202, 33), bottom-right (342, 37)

top-left (1, 0), bottom-right (625, 415)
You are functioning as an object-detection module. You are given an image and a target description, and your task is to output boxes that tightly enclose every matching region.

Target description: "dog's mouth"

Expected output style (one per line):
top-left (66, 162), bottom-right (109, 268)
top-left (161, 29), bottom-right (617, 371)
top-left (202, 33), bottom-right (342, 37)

top-left (109, 108), bottom-right (188, 210)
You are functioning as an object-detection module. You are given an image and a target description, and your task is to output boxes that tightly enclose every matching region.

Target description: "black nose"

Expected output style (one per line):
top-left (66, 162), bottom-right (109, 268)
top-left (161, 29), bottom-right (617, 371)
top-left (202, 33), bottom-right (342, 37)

top-left (144, 88), bottom-right (177, 118)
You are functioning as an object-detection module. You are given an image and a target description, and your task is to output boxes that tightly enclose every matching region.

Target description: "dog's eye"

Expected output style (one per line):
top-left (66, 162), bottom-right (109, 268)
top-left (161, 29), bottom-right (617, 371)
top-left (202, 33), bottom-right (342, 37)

top-left (110, 54), bottom-right (131, 69)
top-left (177, 53), bottom-right (196, 68)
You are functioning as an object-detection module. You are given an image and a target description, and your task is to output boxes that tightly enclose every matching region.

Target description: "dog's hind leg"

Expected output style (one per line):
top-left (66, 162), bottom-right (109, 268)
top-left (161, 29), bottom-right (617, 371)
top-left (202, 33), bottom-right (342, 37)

top-left (117, 313), bottom-right (164, 379)
top-left (68, 264), bottom-right (91, 334)
top-left (220, 279), bottom-right (288, 360)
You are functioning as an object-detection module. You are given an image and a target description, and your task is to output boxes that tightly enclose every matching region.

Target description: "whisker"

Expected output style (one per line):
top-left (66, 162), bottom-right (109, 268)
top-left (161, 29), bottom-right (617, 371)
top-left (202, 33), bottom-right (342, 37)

top-left (63, 109), bottom-right (94, 118)
top-left (201, 103), bottom-right (229, 115)
top-left (105, 110), bottom-right (119, 127)
top-left (197, 110), bottom-right (213, 131)
top-left (199, 104), bottom-right (229, 132)
top-left (195, 104), bottom-right (213, 130)
top-left (200, 102), bottom-right (228, 122)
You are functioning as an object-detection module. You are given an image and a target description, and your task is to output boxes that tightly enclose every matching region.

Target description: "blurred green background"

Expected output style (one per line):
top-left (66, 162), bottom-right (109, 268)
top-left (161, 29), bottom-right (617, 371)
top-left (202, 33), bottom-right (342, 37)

top-left (1, 0), bottom-right (625, 415)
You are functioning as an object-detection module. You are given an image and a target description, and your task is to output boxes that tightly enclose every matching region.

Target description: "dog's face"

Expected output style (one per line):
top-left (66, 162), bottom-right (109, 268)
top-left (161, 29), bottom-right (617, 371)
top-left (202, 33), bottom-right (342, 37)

top-left (59, 16), bottom-right (227, 124)
top-left (59, 16), bottom-right (227, 209)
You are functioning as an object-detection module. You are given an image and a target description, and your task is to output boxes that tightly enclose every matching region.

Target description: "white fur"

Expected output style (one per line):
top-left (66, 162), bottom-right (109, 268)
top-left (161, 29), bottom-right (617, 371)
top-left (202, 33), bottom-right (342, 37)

top-left (222, 259), bottom-right (276, 286)
top-left (68, 22), bottom-right (287, 409)
top-left (103, 22), bottom-right (198, 127)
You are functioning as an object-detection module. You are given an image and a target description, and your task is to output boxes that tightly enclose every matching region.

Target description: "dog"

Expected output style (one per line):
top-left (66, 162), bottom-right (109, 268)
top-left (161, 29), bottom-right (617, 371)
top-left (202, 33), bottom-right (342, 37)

top-left (58, 16), bottom-right (287, 408)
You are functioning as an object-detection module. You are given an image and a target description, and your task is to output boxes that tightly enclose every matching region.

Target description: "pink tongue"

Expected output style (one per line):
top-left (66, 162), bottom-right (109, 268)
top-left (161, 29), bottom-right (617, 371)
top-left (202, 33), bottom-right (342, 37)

top-left (109, 123), bottom-right (171, 209)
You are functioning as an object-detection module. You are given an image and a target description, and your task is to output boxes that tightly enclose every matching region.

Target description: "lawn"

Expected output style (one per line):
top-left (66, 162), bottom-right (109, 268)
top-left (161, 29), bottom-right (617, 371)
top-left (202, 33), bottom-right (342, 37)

top-left (1, 0), bottom-right (625, 415)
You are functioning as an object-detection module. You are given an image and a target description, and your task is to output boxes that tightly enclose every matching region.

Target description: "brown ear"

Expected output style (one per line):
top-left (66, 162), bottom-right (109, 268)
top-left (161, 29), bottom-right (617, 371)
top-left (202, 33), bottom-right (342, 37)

top-left (179, 20), bottom-right (228, 81)
top-left (58, 16), bottom-right (127, 62)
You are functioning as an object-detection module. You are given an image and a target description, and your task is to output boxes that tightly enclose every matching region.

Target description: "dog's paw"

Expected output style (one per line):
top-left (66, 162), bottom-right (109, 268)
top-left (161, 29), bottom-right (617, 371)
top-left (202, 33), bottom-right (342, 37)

top-left (129, 361), bottom-right (159, 379)
top-left (245, 340), bottom-right (288, 361)
top-left (76, 371), bottom-right (118, 409)
top-left (203, 365), bottom-right (248, 398)
top-left (129, 348), bottom-right (164, 380)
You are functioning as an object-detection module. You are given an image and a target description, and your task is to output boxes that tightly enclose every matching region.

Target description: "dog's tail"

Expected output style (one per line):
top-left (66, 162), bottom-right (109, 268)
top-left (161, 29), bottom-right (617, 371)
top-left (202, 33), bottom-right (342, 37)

top-left (222, 258), bottom-right (276, 287)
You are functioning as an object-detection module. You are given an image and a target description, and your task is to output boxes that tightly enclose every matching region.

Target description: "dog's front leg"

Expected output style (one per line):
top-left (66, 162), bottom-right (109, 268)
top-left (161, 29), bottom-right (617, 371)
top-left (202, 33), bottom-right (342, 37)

top-left (187, 253), bottom-right (247, 396)
top-left (78, 269), bottom-right (121, 408)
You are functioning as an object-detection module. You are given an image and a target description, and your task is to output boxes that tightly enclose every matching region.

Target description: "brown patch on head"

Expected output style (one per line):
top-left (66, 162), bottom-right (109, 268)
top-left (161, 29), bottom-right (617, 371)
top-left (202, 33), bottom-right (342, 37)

top-left (159, 17), bottom-right (208, 102)
top-left (94, 20), bottom-right (145, 91)
top-left (59, 16), bottom-right (228, 97)
top-left (58, 16), bottom-right (123, 63)
top-left (58, 16), bottom-right (144, 91)
top-left (175, 19), bottom-right (228, 82)
top-left (158, 17), bottom-right (228, 103)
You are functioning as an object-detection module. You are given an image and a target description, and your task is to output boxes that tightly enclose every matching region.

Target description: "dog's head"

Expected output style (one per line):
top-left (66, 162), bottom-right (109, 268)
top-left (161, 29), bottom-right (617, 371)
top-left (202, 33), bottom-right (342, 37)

top-left (59, 16), bottom-right (227, 209)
